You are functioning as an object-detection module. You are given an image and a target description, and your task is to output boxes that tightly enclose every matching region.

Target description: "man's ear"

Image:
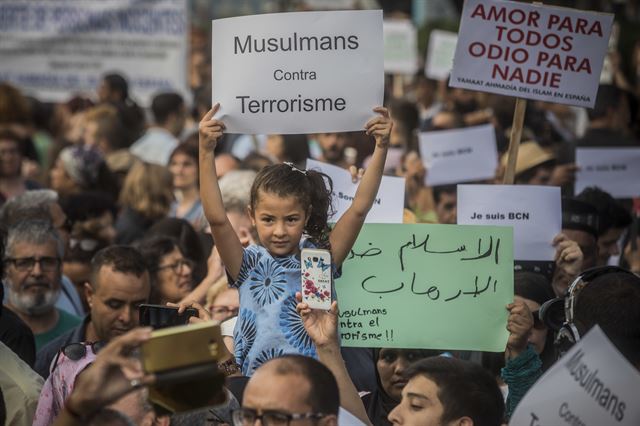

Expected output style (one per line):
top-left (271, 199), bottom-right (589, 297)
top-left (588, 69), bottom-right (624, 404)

top-left (84, 282), bottom-right (95, 310)
top-left (319, 414), bottom-right (338, 426)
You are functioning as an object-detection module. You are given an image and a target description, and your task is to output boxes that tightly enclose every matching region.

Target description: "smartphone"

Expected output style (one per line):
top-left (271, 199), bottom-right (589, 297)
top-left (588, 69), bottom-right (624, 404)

top-left (301, 248), bottom-right (332, 310)
top-left (139, 304), bottom-right (198, 329)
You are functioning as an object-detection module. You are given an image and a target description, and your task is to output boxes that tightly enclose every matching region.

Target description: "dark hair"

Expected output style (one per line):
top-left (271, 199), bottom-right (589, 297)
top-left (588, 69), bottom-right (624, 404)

top-left (103, 73), bottom-right (129, 100)
top-left (250, 164), bottom-right (333, 247)
top-left (574, 271), bottom-right (640, 366)
top-left (90, 245), bottom-right (148, 287)
top-left (405, 357), bottom-right (504, 426)
top-left (147, 218), bottom-right (206, 282)
top-left (576, 187), bottom-right (632, 235)
top-left (151, 92), bottom-right (184, 125)
top-left (170, 140), bottom-right (199, 164)
top-left (60, 192), bottom-right (117, 223)
top-left (240, 152), bottom-right (273, 172)
top-left (280, 134), bottom-right (311, 168)
top-left (515, 159), bottom-right (556, 184)
top-left (432, 184), bottom-right (457, 204)
top-left (0, 129), bottom-right (21, 147)
top-left (271, 355), bottom-right (340, 416)
top-left (588, 84), bottom-right (622, 121)
top-left (135, 235), bottom-right (182, 303)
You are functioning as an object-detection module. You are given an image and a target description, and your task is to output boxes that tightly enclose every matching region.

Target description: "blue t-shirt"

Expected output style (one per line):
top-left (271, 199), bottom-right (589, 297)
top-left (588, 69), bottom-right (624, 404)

top-left (231, 240), bottom-right (338, 375)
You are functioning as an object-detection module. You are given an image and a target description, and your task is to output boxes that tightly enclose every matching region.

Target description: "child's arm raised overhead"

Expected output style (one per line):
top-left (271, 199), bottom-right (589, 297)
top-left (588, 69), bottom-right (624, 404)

top-left (199, 104), bottom-right (244, 280)
top-left (330, 106), bottom-right (393, 268)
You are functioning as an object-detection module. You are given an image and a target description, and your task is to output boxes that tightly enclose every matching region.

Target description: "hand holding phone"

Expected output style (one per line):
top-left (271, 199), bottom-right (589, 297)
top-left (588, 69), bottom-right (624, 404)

top-left (139, 304), bottom-right (198, 329)
top-left (301, 248), bottom-right (332, 310)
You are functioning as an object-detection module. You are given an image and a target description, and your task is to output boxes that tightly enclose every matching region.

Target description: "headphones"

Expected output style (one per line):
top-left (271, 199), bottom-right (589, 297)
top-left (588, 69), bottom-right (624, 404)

top-left (539, 266), bottom-right (635, 357)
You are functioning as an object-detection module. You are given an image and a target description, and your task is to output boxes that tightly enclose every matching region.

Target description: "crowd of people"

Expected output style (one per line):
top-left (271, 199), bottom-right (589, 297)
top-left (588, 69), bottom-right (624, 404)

top-left (1, 3), bottom-right (640, 426)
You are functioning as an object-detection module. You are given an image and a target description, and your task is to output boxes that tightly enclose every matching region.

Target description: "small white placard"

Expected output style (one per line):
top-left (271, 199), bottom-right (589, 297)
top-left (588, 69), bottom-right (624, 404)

top-left (306, 159), bottom-right (405, 224)
top-left (511, 326), bottom-right (640, 426)
top-left (212, 10), bottom-right (384, 134)
top-left (418, 125), bottom-right (498, 186)
top-left (450, 0), bottom-right (613, 108)
top-left (425, 30), bottom-right (458, 80)
top-left (383, 20), bottom-right (418, 75)
top-left (457, 184), bottom-right (561, 261)
top-left (575, 148), bottom-right (640, 198)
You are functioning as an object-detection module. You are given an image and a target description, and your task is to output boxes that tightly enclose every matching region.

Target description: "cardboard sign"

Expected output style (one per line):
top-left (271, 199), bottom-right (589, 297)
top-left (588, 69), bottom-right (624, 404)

top-left (0, 0), bottom-right (189, 105)
top-left (211, 10), bottom-right (383, 134)
top-left (425, 30), bottom-right (458, 80)
top-left (457, 185), bottom-right (561, 261)
top-left (335, 223), bottom-right (513, 351)
top-left (510, 326), bottom-right (640, 426)
top-left (306, 159), bottom-right (405, 224)
top-left (450, 0), bottom-right (613, 108)
top-left (383, 20), bottom-right (418, 75)
top-left (575, 148), bottom-right (640, 198)
top-left (418, 125), bottom-right (498, 186)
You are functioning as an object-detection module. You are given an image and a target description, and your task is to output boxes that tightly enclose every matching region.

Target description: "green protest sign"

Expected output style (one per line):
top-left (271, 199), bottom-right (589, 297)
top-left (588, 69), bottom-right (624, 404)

top-left (335, 223), bottom-right (513, 351)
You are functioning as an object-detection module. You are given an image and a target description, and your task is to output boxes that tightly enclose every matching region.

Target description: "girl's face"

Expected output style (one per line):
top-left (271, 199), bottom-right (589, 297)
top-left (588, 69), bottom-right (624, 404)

top-left (169, 152), bottom-right (198, 190)
top-left (514, 295), bottom-right (547, 354)
top-left (156, 247), bottom-right (194, 303)
top-left (250, 191), bottom-right (307, 257)
top-left (377, 349), bottom-right (426, 401)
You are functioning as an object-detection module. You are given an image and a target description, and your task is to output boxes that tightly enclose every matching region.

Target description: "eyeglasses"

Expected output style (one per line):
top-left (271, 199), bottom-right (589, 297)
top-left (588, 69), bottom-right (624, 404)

top-left (157, 258), bottom-right (194, 275)
top-left (4, 256), bottom-right (61, 272)
top-left (232, 408), bottom-right (326, 426)
top-left (531, 310), bottom-right (546, 330)
top-left (51, 341), bottom-right (106, 374)
top-left (210, 306), bottom-right (239, 317)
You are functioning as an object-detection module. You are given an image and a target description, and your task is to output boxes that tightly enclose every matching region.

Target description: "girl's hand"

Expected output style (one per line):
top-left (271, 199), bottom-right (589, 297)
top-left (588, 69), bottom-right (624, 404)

top-left (365, 106), bottom-right (393, 149)
top-left (199, 103), bottom-right (226, 152)
top-left (348, 165), bottom-right (365, 184)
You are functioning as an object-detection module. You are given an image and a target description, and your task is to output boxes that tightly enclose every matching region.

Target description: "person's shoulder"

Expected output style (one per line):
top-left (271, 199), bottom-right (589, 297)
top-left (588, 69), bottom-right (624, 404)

top-left (338, 407), bottom-right (368, 426)
top-left (58, 309), bottom-right (82, 326)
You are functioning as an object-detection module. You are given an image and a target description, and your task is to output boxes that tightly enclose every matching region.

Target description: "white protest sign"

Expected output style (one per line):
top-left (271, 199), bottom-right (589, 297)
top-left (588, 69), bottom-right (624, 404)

top-left (510, 326), bottom-right (640, 426)
top-left (0, 0), bottom-right (189, 105)
top-left (449, 0), bottom-right (613, 108)
top-left (383, 20), bottom-right (418, 75)
top-left (212, 11), bottom-right (383, 134)
top-left (457, 184), bottom-right (561, 261)
top-left (418, 125), bottom-right (498, 186)
top-left (306, 159), bottom-right (405, 224)
top-left (575, 148), bottom-right (640, 198)
top-left (425, 30), bottom-right (458, 80)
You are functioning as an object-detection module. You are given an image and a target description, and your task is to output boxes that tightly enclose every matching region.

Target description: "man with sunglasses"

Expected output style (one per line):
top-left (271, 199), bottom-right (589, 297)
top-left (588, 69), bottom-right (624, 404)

top-left (3, 220), bottom-right (81, 352)
top-left (35, 245), bottom-right (150, 379)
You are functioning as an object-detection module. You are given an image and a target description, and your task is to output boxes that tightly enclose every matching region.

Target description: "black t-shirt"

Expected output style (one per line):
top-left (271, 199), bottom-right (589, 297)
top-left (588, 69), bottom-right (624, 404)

top-left (0, 307), bottom-right (36, 368)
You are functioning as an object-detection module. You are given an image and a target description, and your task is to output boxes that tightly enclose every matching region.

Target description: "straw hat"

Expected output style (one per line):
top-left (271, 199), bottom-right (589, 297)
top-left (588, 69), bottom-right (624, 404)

top-left (500, 141), bottom-right (555, 176)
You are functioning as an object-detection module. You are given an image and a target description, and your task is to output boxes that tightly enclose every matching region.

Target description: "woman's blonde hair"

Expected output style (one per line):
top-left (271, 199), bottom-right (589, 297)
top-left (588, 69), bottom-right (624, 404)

top-left (119, 161), bottom-right (174, 220)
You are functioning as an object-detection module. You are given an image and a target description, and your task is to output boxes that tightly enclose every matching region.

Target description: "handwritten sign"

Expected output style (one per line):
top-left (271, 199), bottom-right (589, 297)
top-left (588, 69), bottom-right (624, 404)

top-left (575, 148), bottom-right (640, 199)
top-left (457, 185), bottom-right (561, 261)
top-left (306, 159), bottom-right (405, 224)
top-left (418, 125), bottom-right (498, 186)
top-left (449, 0), bottom-right (613, 108)
top-left (510, 326), bottom-right (640, 426)
top-left (0, 0), bottom-right (189, 105)
top-left (335, 224), bottom-right (513, 351)
top-left (212, 10), bottom-right (383, 134)
top-left (383, 20), bottom-right (418, 75)
top-left (425, 30), bottom-right (458, 80)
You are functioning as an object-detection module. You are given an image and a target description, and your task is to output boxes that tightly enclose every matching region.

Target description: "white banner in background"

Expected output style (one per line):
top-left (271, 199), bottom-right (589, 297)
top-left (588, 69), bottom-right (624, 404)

top-left (575, 148), bottom-right (640, 198)
top-left (212, 10), bottom-right (384, 134)
top-left (0, 0), bottom-right (189, 105)
top-left (383, 20), bottom-right (418, 75)
top-left (306, 159), bottom-right (405, 224)
top-left (425, 30), bottom-right (458, 80)
top-left (419, 125), bottom-right (498, 186)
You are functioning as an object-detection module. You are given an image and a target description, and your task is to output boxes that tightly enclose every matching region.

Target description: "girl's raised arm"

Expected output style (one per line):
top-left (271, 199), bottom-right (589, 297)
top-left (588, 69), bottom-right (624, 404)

top-left (330, 106), bottom-right (392, 267)
top-left (199, 104), bottom-right (244, 280)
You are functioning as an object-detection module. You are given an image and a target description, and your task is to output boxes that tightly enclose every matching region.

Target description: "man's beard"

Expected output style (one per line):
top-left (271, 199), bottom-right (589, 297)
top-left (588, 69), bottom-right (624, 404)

top-left (7, 284), bottom-right (60, 316)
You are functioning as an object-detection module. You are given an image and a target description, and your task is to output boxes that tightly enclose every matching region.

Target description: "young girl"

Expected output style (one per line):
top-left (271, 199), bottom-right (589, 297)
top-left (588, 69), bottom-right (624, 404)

top-left (199, 103), bottom-right (392, 374)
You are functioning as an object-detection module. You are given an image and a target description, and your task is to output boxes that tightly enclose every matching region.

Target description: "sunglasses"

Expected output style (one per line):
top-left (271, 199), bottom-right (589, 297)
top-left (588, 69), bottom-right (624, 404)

top-left (50, 341), bottom-right (106, 374)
